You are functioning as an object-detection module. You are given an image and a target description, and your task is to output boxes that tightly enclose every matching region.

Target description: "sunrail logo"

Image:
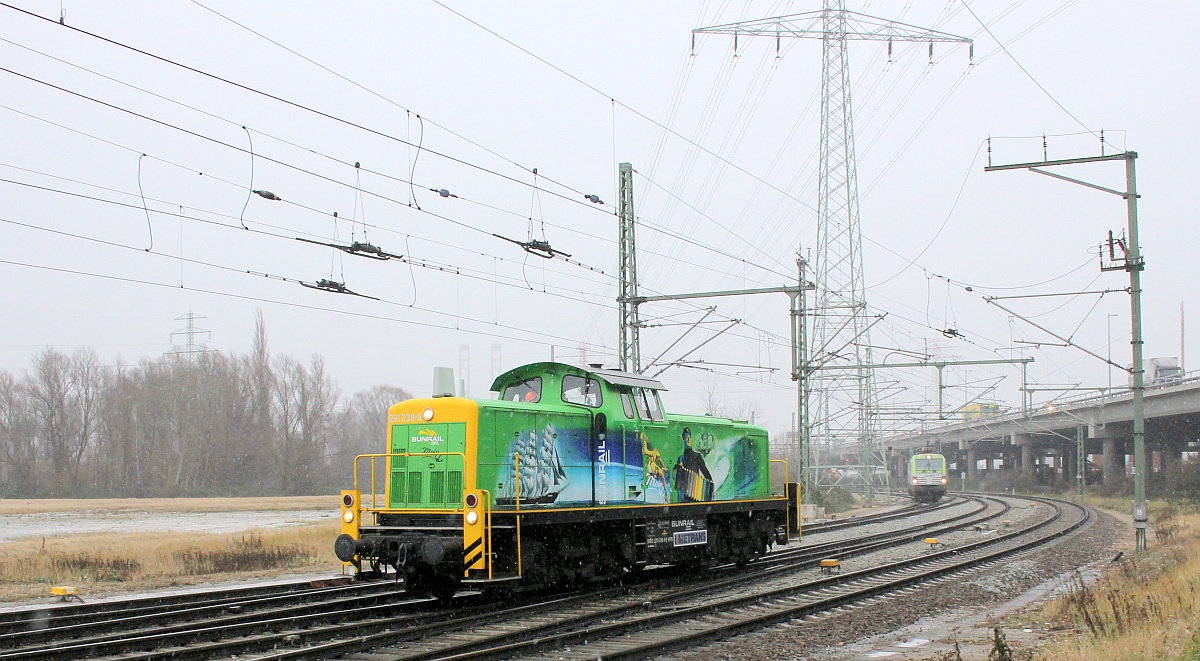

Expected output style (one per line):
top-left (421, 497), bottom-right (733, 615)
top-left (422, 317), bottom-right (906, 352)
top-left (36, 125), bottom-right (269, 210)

top-left (412, 429), bottom-right (444, 445)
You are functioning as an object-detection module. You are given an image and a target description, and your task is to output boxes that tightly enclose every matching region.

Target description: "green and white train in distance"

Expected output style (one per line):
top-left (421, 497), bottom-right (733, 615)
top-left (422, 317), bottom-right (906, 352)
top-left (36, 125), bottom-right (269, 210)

top-left (335, 361), bottom-right (801, 600)
top-left (907, 452), bottom-right (948, 503)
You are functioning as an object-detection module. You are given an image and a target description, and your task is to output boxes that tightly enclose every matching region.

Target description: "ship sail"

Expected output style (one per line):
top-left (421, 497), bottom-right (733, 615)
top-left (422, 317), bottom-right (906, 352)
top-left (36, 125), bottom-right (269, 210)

top-left (500, 424), bottom-right (568, 504)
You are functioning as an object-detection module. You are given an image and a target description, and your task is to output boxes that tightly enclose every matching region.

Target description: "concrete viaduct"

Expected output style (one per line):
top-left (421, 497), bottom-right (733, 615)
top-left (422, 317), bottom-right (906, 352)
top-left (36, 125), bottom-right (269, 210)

top-left (882, 377), bottom-right (1200, 490)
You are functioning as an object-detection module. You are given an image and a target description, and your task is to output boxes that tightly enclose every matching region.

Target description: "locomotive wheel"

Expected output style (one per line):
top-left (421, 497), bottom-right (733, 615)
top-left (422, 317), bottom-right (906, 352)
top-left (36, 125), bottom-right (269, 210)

top-left (431, 574), bottom-right (460, 604)
top-left (404, 565), bottom-right (433, 597)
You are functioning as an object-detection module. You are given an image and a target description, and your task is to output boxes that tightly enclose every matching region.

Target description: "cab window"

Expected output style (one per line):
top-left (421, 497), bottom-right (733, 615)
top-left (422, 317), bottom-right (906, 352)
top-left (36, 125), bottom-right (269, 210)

top-left (915, 457), bottom-right (943, 472)
top-left (635, 388), bottom-right (664, 421)
top-left (632, 388), bottom-right (651, 419)
top-left (620, 390), bottom-right (636, 419)
top-left (501, 377), bottom-right (541, 403)
top-left (562, 375), bottom-right (603, 407)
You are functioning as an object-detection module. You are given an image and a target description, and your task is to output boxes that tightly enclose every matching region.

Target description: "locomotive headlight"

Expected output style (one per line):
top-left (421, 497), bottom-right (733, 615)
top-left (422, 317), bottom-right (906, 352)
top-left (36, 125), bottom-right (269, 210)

top-left (941, 477), bottom-right (948, 484)
top-left (912, 478), bottom-right (918, 485)
top-left (422, 407), bottom-right (435, 421)
top-left (343, 509), bottom-right (355, 524)
top-left (466, 510), bottom-right (479, 525)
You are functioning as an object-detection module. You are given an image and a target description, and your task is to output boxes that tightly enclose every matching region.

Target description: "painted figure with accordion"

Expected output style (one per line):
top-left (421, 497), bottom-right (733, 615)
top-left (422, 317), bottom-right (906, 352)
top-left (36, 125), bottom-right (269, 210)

top-left (673, 427), bottom-right (714, 502)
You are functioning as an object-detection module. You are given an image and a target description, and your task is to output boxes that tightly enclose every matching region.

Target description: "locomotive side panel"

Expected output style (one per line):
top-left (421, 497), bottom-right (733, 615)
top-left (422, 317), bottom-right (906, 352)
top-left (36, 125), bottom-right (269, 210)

top-left (483, 403), bottom-right (595, 507)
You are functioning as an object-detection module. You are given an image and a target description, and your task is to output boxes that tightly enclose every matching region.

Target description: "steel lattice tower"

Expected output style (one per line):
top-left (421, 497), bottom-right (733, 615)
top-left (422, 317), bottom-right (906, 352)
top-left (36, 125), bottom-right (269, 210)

top-left (695, 2), bottom-right (970, 499)
top-left (618, 162), bottom-right (641, 373)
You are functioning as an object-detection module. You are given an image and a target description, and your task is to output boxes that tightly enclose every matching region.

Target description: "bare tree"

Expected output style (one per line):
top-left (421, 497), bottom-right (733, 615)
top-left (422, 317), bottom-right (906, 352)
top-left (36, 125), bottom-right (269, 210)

top-left (699, 375), bottom-right (762, 424)
top-left (4, 316), bottom-right (417, 497)
top-left (273, 354), bottom-right (340, 494)
top-left (0, 371), bottom-right (36, 496)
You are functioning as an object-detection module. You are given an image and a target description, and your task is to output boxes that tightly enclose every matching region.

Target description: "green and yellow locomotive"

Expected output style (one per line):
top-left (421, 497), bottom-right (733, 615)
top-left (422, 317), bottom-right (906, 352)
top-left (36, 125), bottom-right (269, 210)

top-left (335, 361), bottom-right (798, 598)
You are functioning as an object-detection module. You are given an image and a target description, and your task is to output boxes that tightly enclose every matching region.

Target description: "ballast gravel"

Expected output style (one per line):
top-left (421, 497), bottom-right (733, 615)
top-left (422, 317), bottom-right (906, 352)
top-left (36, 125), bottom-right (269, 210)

top-left (663, 499), bottom-right (1125, 661)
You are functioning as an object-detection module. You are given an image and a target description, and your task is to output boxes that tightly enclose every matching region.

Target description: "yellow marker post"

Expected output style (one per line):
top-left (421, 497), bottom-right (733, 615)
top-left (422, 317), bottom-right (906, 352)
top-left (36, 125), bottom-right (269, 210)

top-left (51, 586), bottom-right (81, 602)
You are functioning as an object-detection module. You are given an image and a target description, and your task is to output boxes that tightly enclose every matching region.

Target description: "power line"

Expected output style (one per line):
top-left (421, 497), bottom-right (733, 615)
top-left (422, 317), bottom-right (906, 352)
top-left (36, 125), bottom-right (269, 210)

top-left (0, 211), bottom-right (614, 349)
top-left (0, 255), bottom-right (609, 350)
top-left (0, 40), bottom-right (782, 286)
top-left (0, 176), bottom-right (618, 308)
top-left (0, 171), bottom-right (793, 348)
top-left (959, 0), bottom-right (1095, 136)
top-left (184, 0), bottom-right (596, 210)
top-left (0, 2), bottom-right (614, 217)
top-left (430, 0), bottom-right (822, 217)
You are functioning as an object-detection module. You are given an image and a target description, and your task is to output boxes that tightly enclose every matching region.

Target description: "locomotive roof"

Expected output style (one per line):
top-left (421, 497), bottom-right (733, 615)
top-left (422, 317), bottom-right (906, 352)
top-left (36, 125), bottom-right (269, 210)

top-left (490, 361), bottom-right (667, 392)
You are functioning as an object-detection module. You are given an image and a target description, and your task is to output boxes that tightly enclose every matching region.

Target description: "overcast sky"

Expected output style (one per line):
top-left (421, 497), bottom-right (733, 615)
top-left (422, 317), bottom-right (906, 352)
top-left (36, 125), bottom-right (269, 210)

top-left (1, 0), bottom-right (1195, 437)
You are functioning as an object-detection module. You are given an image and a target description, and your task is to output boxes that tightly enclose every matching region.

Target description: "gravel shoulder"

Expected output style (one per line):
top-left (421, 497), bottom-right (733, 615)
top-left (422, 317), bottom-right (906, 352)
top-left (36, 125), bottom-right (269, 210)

top-left (666, 501), bottom-right (1128, 661)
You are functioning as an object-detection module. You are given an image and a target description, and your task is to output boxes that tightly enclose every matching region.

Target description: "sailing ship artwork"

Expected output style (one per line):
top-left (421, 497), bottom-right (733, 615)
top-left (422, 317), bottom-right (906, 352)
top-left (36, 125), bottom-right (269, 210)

top-left (491, 421), bottom-right (766, 507)
top-left (498, 424), bottom-right (570, 504)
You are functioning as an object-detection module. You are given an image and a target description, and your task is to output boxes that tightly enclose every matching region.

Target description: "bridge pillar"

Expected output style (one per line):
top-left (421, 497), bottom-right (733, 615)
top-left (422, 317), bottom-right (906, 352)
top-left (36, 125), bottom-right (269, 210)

top-left (1161, 441), bottom-right (1177, 479)
top-left (966, 447), bottom-right (978, 484)
top-left (1103, 436), bottom-right (1123, 484)
top-left (1011, 433), bottom-right (1034, 476)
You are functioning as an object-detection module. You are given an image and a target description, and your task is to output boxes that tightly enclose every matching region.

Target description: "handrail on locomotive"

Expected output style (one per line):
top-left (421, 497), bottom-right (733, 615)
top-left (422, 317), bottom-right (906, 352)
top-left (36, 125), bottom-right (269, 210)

top-left (352, 451), bottom-right (469, 511)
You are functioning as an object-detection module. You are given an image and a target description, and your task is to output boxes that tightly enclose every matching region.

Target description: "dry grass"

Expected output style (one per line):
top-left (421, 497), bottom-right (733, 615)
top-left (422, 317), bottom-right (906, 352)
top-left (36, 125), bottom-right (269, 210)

top-left (0, 520), bottom-right (342, 602)
top-left (1033, 503), bottom-right (1200, 660)
top-left (0, 496), bottom-right (339, 515)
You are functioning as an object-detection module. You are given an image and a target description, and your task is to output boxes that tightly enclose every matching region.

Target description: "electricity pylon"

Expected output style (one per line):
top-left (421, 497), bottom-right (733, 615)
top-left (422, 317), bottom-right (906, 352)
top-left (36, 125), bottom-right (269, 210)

top-left (694, 2), bottom-right (971, 501)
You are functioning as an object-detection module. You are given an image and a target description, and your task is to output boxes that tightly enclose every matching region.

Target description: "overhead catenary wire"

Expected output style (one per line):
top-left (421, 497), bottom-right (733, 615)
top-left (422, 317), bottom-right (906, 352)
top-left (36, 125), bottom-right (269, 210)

top-left (0, 51), bottom-right (777, 284)
top-left (186, 0), bottom-right (609, 212)
top-left (0, 2), bottom-right (616, 219)
top-left (0, 170), bottom-right (792, 347)
top-left (0, 41), bottom-right (785, 286)
top-left (0, 255), bottom-right (608, 352)
top-left (135, 153), bottom-right (153, 251)
top-left (0, 99), bottom-right (796, 350)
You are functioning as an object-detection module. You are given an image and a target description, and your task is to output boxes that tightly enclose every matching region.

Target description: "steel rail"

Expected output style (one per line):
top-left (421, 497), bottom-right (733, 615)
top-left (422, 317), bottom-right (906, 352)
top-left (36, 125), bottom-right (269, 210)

top-left (493, 499), bottom-right (1090, 661)
top-left (0, 576), bottom-right (354, 633)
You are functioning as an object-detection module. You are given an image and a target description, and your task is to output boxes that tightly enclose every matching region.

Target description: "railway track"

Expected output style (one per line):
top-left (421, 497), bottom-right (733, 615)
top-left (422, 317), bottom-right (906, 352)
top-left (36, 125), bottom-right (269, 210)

top-left (800, 495), bottom-right (958, 534)
top-left (0, 577), bottom-right (376, 634)
top-left (0, 495), bottom-right (1079, 660)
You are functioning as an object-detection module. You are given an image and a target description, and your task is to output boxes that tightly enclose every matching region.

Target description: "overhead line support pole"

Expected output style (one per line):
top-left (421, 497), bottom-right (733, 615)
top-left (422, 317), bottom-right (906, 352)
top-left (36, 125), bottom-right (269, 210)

top-left (986, 150), bottom-right (1146, 551)
top-left (617, 162), bottom-right (640, 373)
